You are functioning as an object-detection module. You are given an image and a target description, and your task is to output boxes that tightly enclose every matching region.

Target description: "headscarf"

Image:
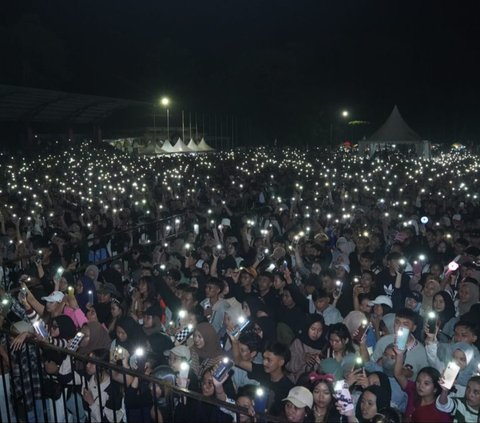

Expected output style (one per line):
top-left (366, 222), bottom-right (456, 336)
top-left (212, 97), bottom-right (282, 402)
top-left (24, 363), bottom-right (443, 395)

top-left (77, 274), bottom-right (97, 312)
top-left (343, 311), bottom-right (368, 339)
top-left (452, 342), bottom-right (476, 386)
top-left (85, 265), bottom-right (100, 283)
top-left (433, 291), bottom-right (456, 329)
top-left (457, 281), bottom-right (480, 316)
top-left (381, 313), bottom-right (396, 335)
top-left (355, 385), bottom-right (390, 423)
top-left (52, 315), bottom-right (77, 340)
top-left (298, 314), bottom-right (327, 350)
top-left (114, 316), bottom-right (148, 353)
top-left (192, 322), bottom-right (223, 360)
top-left (78, 321), bottom-right (111, 354)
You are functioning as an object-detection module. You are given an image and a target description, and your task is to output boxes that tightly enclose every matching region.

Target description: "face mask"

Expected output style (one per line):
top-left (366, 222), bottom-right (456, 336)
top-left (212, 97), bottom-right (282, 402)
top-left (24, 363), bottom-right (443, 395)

top-left (382, 357), bottom-right (395, 377)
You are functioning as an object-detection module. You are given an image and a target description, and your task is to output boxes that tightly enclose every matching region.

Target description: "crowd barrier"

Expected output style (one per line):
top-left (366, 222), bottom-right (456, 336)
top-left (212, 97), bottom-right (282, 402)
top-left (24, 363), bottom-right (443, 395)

top-left (0, 329), bottom-right (279, 423)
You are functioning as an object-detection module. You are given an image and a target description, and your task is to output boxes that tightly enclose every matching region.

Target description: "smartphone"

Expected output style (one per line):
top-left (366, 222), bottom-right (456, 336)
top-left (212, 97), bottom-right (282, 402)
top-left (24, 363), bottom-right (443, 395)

top-left (333, 380), bottom-right (354, 413)
top-left (334, 280), bottom-right (343, 296)
top-left (427, 311), bottom-right (437, 334)
top-left (254, 387), bottom-right (269, 414)
top-left (33, 320), bottom-right (49, 337)
top-left (443, 361), bottom-right (461, 390)
top-left (395, 327), bottom-right (410, 351)
top-left (179, 361), bottom-right (190, 379)
top-left (68, 332), bottom-right (85, 352)
top-left (231, 318), bottom-right (250, 338)
top-left (175, 324), bottom-right (194, 344)
top-left (353, 319), bottom-right (369, 343)
top-left (213, 357), bottom-right (234, 381)
top-left (353, 356), bottom-right (364, 371)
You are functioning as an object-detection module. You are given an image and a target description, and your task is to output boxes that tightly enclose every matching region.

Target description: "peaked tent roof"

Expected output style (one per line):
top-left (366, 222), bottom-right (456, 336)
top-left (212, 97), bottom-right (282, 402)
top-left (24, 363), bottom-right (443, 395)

top-left (197, 137), bottom-right (215, 151)
top-left (154, 142), bottom-right (164, 154)
top-left (366, 105), bottom-right (422, 142)
top-left (161, 139), bottom-right (175, 153)
top-left (187, 138), bottom-right (200, 151)
top-left (171, 138), bottom-right (193, 153)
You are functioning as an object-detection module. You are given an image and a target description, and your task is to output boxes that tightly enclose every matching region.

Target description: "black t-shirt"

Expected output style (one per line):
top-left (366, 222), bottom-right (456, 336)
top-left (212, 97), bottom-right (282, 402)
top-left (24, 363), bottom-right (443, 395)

top-left (248, 363), bottom-right (293, 416)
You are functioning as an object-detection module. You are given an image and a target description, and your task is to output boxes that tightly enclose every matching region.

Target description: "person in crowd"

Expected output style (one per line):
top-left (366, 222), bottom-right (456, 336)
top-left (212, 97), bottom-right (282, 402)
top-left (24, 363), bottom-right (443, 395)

top-left (308, 372), bottom-right (344, 422)
top-left (322, 323), bottom-right (357, 374)
top-left (355, 385), bottom-right (390, 423)
top-left (281, 386), bottom-right (315, 423)
top-left (190, 322), bottom-right (224, 378)
top-left (287, 314), bottom-right (327, 383)
top-left (436, 374), bottom-right (480, 422)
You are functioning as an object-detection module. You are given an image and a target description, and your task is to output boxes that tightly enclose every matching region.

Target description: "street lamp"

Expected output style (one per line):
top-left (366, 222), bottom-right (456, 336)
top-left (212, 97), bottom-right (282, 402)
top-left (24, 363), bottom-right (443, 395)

top-left (160, 97), bottom-right (171, 140)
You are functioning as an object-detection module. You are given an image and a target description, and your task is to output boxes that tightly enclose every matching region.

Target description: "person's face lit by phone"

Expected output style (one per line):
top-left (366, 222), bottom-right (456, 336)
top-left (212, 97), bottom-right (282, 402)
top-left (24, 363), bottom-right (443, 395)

top-left (393, 317), bottom-right (415, 334)
top-left (452, 349), bottom-right (468, 370)
top-left (433, 294), bottom-right (445, 312)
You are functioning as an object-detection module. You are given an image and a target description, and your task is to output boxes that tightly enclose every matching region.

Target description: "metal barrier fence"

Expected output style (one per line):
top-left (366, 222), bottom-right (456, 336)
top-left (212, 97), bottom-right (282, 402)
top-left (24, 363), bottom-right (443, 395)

top-left (0, 329), bottom-right (280, 423)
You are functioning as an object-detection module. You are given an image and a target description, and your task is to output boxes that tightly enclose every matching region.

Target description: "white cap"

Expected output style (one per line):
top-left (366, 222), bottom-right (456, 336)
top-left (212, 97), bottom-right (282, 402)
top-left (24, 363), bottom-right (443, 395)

top-left (368, 295), bottom-right (393, 308)
top-left (282, 386), bottom-right (313, 409)
top-left (221, 218), bottom-right (231, 227)
top-left (41, 291), bottom-right (65, 303)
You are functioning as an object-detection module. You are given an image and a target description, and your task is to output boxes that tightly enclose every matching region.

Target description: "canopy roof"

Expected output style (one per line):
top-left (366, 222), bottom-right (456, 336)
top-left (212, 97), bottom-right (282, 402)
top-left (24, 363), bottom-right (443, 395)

top-left (0, 84), bottom-right (149, 124)
top-left (365, 105), bottom-right (422, 143)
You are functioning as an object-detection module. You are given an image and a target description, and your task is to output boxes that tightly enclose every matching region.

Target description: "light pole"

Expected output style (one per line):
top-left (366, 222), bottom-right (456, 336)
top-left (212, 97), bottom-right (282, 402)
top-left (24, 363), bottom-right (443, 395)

top-left (160, 97), bottom-right (170, 140)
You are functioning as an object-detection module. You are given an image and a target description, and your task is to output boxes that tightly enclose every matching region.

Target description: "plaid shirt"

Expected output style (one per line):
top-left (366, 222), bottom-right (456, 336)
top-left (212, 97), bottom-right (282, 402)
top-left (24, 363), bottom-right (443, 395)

top-left (11, 342), bottom-right (43, 411)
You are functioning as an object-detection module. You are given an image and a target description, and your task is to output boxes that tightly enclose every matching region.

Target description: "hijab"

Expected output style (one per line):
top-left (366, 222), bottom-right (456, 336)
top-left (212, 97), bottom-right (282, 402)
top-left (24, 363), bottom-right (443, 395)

top-left (452, 342), bottom-right (476, 386)
top-left (457, 281), bottom-right (480, 316)
top-left (78, 321), bottom-right (111, 354)
top-left (192, 322), bottom-right (223, 360)
top-left (434, 291), bottom-right (456, 328)
top-left (298, 314), bottom-right (327, 350)
top-left (356, 385), bottom-right (390, 423)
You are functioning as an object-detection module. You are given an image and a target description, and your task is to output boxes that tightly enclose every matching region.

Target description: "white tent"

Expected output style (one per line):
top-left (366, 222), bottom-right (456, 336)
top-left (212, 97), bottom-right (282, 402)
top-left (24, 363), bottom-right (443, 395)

top-left (358, 105), bottom-right (430, 159)
top-left (197, 137), bottom-right (215, 152)
top-left (171, 138), bottom-right (193, 153)
top-left (161, 139), bottom-right (175, 153)
top-left (187, 138), bottom-right (200, 152)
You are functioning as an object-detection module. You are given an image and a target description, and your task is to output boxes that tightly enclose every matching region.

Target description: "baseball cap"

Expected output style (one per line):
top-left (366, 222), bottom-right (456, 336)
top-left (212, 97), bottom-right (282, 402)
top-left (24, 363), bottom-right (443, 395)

top-left (406, 290), bottom-right (423, 303)
top-left (163, 345), bottom-right (191, 361)
top-left (221, 218), bottom-right (231, 227)
top-left (368, 295), bottom-right (393, 308)
top-left (41, 291), bottom-right (65, 303)
top-left (282, 386), bottom-right (313, 409)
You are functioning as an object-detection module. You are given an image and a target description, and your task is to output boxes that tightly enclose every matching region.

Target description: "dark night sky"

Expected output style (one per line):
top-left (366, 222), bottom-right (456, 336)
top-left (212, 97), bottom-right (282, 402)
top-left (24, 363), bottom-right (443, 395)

top-left (1, 0), bottom-right (479, 144)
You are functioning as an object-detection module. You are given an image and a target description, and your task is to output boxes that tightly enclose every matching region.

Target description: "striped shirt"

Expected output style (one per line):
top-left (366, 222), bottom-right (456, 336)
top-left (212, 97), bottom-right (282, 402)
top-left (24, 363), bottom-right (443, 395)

top-left (436, 396), bottom-right (479, 422)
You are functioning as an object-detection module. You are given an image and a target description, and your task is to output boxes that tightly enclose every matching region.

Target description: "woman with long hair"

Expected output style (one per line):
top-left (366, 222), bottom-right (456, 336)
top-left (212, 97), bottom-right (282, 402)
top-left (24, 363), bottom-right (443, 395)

top-left (308, 372), bottom-right (344, 422)
top-left (189, 322), bottom-right (224, 378)
top-left (322, 323), bottom-right (356, 374)
top-left (432, 291), bottom-right (456, 342)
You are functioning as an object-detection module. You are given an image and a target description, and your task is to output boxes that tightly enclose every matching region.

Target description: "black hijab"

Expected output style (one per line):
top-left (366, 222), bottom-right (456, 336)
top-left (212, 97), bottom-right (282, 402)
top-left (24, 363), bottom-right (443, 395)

top-left (298, 314), bottom-right (327, 350)
top-left (115, 316), bottom-right (148, 353)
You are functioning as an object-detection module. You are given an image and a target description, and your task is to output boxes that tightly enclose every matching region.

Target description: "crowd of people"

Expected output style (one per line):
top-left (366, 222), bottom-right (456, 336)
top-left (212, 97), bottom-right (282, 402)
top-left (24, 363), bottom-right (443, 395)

top-left (1, 141), bottom-right (480, 422)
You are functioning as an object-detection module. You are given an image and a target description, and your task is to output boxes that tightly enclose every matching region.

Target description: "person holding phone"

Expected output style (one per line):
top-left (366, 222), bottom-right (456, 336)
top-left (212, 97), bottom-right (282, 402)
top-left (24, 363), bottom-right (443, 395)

top-left (287, 315), bottom-right (327, 383)
top-left (308, 372), bottom-right (345, 423)
top-left (393, 347), bottom-right (451, 422)
top-left (436, 375), bottom-right (480, 422)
